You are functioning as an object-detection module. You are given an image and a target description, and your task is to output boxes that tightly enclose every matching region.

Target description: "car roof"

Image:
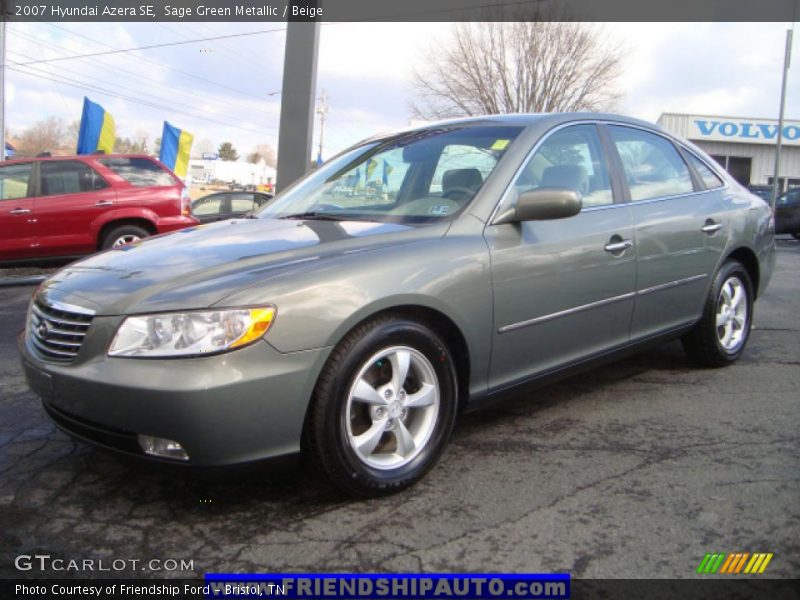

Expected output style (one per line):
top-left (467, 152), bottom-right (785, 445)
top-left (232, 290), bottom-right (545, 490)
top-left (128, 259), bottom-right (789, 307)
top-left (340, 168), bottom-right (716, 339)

top-left (362, 112), bottom-right (668, 144)
top-left (1, 153), bottom-right (159, 165)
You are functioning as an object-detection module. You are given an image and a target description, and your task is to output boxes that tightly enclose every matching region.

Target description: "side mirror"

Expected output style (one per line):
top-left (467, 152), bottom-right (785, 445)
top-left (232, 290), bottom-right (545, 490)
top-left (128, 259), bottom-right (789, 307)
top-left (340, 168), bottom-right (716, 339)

top-left (495, 188), bottom-right (583, 224)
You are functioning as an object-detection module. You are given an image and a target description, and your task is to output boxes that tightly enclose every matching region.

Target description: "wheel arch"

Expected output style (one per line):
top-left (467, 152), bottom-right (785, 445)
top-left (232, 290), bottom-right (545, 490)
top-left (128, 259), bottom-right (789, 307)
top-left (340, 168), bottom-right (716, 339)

top-left (725, 245), bottom-right (760, 299)
top-left (322, 303), bottom-right (472, 413)
top-left (97, 218), bottom-right (157, 249)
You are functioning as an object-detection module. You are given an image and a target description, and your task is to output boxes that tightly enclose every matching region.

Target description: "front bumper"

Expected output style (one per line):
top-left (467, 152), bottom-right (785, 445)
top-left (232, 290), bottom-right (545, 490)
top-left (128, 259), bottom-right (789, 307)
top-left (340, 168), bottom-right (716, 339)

top-left (19, 320), bottom-right (330, 466)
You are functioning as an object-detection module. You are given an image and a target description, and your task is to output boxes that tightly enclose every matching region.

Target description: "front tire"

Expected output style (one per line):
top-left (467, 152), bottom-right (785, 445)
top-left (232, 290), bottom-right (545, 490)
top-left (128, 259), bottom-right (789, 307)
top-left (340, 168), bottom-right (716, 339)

top-left (305, 315), bottom-right (458, 496)
top-left (682, 260), bottom-right (754, 367)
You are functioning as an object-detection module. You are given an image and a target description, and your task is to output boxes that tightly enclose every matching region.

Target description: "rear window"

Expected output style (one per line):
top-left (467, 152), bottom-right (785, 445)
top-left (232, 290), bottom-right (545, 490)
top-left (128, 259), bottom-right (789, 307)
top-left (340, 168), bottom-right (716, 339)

top-left (99, 157), bottom-right (176, 187)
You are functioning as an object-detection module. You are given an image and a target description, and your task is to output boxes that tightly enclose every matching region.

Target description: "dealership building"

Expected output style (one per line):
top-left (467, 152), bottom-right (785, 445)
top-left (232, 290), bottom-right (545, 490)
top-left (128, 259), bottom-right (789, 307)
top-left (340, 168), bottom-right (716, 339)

top-left (657, 113), bottom-right (800, 192)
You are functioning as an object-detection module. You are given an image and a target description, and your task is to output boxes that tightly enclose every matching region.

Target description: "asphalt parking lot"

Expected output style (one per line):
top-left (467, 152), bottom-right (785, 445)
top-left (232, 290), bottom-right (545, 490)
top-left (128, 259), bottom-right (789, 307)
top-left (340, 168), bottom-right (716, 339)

top-left (0, 240), bottom-right (798, 580)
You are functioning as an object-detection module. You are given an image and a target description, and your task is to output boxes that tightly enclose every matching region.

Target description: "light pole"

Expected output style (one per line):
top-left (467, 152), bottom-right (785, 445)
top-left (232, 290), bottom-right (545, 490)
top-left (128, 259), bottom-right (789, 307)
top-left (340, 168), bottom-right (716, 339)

top-left (316, 89), bottom-right (329, 165)
top-left (1, 18), bottom-right (6, 161)
top-left (772, 28), bottom-right (793, 209)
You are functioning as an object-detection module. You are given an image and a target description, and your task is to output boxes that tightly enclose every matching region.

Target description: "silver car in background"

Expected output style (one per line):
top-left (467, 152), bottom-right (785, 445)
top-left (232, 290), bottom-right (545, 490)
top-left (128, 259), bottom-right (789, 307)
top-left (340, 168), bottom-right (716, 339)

top-left (20, 114), bottom-right (775, 496)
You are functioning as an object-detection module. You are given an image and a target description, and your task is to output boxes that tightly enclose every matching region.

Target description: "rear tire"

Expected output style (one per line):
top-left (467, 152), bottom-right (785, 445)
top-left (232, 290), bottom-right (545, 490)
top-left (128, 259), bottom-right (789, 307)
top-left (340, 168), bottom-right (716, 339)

top-left (682, 260), bottom-right (753, 367)
top-left (101, 225), bottom-right (150, 250)
top-left (305, 315), bottom-right (458, 497)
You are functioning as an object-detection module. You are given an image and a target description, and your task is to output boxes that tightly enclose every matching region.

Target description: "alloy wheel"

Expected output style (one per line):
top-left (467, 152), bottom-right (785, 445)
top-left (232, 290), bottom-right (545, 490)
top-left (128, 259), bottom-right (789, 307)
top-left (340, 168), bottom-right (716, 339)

top-left (716, 276), bottom-right (748, 352)
top-left (345, 345), bottom-right (440, 470)
top-left (112, 234), bottom-right (142, 247)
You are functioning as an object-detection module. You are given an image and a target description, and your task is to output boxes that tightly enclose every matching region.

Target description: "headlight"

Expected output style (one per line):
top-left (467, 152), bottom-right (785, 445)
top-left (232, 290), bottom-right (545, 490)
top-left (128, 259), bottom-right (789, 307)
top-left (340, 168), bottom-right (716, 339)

top-left (108, 307), bottom-right (276, 358)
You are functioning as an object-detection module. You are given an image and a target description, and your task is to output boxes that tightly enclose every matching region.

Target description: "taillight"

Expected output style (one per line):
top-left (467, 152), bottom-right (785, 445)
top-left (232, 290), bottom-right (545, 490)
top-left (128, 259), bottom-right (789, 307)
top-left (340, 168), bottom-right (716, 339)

top-left (180, 187), bottom-right (191, 216)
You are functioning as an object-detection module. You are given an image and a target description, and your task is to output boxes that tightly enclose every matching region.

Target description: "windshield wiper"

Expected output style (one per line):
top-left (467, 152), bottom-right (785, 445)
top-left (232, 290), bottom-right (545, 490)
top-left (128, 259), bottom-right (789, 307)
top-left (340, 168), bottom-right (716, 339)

top-left (280, 212), bottom-right (346, 221)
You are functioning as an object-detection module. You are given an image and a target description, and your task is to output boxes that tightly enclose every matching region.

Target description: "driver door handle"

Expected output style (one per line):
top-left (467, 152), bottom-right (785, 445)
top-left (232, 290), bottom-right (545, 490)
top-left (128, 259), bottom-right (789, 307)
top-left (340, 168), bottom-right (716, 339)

top-left (701, 222), bottom-right (723, 234)
top-left (604, 239), bottom-right (633, 253)
top-left (95, 200), bottom-right (115, 207)
top-left (9, 208), bottom-right (31, 215)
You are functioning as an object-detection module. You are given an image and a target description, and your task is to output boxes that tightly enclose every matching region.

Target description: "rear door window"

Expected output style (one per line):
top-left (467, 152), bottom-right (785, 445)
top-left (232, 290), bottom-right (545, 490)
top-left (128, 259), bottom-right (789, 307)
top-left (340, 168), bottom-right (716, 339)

top-left (40, 161), bottom-right (108, 196)
top-left (99, 157), bottom-right (175, 187)
top-left (193, 194), bottom-right (225, 217)
top-left (229, 193), bottom-right (257, 214)
top-left (0, 163), bottom-right (33, 200)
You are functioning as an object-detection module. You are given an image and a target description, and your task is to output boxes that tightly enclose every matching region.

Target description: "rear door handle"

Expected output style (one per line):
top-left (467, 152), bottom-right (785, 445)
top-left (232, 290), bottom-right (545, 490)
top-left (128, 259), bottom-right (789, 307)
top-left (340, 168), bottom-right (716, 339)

top-left (9, 208), bottom-right (31, 215)
top-left (701, 222), bottom-right (723, 234)
top-left (95, 200), bottom-right (114, 207)
top-left (604, 239), bottom-right (634, 253)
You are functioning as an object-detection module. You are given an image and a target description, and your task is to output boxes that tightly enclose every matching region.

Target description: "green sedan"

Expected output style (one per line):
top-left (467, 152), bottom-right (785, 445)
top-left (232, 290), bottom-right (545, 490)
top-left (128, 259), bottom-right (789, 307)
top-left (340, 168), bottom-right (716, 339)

top-left (20, 113), bottom-right (775, 496)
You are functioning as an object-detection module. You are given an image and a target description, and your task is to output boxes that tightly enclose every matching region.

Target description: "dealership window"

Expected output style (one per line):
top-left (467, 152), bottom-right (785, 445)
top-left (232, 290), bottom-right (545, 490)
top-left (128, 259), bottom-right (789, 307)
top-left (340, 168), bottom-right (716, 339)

top-left (608, 126), bottom-right (694, 201)
top-left (707, 154), bottom-right (752, 186)
top-left (0, 163), bottom-right (32, 200)
top-left (685, 153), bottom-right (724, 189)
top-left (513, 124), bottom-right (613, 207)
top-left (40, 161), bottom-right (108, 196)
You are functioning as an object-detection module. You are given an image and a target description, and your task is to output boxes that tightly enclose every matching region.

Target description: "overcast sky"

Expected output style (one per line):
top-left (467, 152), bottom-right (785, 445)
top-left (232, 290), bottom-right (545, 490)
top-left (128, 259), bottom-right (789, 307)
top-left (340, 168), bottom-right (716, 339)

top-left (4, 21), bottom-right (799, 158)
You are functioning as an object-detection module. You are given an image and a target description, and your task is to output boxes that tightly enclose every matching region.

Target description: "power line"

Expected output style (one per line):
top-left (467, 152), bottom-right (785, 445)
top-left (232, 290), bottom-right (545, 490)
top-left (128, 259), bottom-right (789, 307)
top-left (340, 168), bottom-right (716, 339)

top-left (41, 23), bottom-right (285, 99)
top-left (7, 46), bottom-right (280, 128)
top-left (8, 65), bottom-right (278, 140)
top-left (4, 26), bottom-right (287, 67)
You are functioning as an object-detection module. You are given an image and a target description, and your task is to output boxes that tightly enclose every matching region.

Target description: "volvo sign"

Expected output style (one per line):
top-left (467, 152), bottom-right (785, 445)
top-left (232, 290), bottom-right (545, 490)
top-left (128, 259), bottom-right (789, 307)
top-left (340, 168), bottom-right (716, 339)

top-left (690, 117), bottom-right (800, 146)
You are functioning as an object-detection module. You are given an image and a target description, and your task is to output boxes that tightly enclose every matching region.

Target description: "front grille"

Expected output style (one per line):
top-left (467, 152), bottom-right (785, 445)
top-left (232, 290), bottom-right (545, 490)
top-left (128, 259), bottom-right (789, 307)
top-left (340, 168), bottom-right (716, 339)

top-left (28, 299), bottom-right (94, 362)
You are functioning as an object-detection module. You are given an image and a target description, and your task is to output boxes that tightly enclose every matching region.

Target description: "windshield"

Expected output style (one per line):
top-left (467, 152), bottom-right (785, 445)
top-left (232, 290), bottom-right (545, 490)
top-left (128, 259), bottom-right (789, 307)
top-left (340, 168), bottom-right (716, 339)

top-left (257, 125), bottom-right (523, 224)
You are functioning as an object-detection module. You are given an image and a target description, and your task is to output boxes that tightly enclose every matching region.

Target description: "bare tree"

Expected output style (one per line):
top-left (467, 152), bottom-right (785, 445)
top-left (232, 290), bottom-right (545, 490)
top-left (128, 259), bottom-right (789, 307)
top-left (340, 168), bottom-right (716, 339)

top-left (65, 120), bottom-right (81, 151)
top-left (14, 117), bottom-right (69, 156)
top-left (133, 128), bottom-right (149, 154)
top-left (411, 21), bottom-right (622, 119)
top-left (247, 143), bottom-right (277, 167)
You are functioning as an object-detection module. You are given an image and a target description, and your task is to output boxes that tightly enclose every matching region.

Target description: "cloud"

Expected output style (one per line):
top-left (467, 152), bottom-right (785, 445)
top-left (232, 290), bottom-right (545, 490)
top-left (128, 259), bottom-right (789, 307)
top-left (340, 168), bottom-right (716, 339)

top-left (608, 22), bottom-right (798, 122)
top-left (5, 20), bottom-right (798, 161)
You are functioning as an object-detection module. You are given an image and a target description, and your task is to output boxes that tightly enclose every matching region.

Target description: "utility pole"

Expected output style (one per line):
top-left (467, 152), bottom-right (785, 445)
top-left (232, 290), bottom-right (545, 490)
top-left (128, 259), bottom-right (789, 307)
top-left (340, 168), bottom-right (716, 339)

top-left (1, 18), bottom-right (6, 161)
top-left (316, 89), bottom-right (329, 165)
top-left (772, 28), bottom-right (793, 209)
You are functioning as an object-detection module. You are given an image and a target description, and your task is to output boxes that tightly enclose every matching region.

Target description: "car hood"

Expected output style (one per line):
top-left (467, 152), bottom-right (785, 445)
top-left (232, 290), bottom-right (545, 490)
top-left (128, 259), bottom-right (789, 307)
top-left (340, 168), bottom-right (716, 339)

top-left (39, 218), bottom-right (446, 315)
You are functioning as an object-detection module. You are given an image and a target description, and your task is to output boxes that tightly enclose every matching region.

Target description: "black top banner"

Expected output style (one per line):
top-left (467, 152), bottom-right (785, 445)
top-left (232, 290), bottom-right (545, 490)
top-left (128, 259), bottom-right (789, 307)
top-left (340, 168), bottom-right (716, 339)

top-left (1, 0), bottom-right (798, 22)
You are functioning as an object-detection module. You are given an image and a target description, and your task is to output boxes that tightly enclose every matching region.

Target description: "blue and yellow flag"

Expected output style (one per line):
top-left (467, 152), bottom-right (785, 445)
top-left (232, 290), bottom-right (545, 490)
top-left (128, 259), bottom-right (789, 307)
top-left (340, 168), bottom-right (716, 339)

top-left (365, 158), bottom-right (377, 181)
top-left (382, 159), bottom-right (393, 185)
top-left (76, 97), bottom-right (115, 155)
top-left (159, 121), bottom-right (194, 177)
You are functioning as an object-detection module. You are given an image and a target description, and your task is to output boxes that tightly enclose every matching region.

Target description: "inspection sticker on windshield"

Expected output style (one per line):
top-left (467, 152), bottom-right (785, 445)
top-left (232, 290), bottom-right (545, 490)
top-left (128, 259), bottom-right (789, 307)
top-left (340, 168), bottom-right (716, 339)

top-left (491, 139), bottom-right (510, 150)
top-left (429, 205), bottom-right (451, 215)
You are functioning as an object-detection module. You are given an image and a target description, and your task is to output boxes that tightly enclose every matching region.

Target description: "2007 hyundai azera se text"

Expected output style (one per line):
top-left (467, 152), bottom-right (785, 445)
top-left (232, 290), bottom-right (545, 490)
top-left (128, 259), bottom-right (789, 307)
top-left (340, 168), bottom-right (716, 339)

top-left (20, 114), bottom-right (775, 496)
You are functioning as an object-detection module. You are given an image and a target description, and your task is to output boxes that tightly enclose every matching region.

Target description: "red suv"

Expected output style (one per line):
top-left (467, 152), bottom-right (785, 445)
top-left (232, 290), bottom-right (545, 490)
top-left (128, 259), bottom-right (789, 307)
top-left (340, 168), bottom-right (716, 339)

top-left (0, 154), bottom-right (198, 264)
